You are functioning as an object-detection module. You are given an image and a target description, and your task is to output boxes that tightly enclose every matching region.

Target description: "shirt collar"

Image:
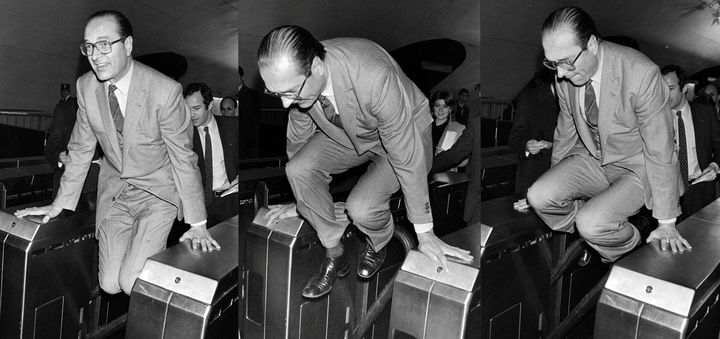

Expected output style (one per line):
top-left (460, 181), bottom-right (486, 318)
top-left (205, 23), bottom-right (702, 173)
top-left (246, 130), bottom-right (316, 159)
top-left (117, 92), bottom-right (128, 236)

top-left (198, 114), bottom-right (217, 130)
top-left (321, 65), bottom-right (335, 98)
top-left (589, 46), bottom-right (603, 86)
top-left (677, 98), bottom-right (691, 115)
top-left (107, 60), bottom-right (134, 95)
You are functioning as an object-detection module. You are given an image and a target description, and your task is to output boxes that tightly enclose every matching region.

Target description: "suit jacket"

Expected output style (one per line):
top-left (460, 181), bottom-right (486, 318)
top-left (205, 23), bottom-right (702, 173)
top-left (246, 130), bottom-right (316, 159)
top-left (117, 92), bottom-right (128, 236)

top-left (193, 116), bottom-right (240, 186)
top-left (552, 41), bottom-right (680, 220)
top-left (57, 61), bottom-right (206, 225)
top-left (508, 84), bottom-right (559, 195)
top-left (237, 85), bottom-right (260, 158)
top-left (689, 101), bottom-right (720, 171)
top-left (286, 38), bottom-right (435, 224)
top-left (431, 117), bottom-right (480, 223)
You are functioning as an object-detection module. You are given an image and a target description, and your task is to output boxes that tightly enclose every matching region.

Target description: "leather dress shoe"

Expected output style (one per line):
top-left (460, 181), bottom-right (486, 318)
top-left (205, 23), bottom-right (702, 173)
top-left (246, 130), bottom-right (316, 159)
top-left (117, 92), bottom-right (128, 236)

top-left (302, 252), bottom-right (349, 298)
top-left (357, 242), bottom-right (387, 279)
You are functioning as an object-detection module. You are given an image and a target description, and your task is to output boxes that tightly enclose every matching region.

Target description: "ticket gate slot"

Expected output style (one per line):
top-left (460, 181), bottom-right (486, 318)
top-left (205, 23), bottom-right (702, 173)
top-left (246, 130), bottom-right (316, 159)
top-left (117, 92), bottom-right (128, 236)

top-left (595, 199), bottom-right (720, 339)
top-left (0, 210), bottom-right (96, 339)
top-left (389, 206), bottom-right (553, 339)
top-left (127, 217), bottom-right (239, 339)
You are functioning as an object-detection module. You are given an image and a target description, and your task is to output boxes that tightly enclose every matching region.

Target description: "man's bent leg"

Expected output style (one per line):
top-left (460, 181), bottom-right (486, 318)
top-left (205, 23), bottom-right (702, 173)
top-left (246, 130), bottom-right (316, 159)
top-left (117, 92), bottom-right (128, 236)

top-left (117, 188), bottom-right (176, 295)
top-left (527, 154), bottom-right (610, 232)
top-left (574, 168), bottom-right (645, 262)
top-left (97, 188), bottom-right (133, 294)
top-left (285, 133), bottom-right (369, 248)
top-left (346, 154), bottom-right (400, 278)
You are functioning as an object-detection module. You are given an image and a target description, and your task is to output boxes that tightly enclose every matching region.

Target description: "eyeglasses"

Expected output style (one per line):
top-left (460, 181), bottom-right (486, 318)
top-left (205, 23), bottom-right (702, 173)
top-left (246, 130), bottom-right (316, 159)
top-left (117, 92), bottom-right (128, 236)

top-left (80, 37), bottom-right (126, 56)
top-left (543, 48), bottom-right (585, 71)
top-left (264, 72), bottom-right (311, 100)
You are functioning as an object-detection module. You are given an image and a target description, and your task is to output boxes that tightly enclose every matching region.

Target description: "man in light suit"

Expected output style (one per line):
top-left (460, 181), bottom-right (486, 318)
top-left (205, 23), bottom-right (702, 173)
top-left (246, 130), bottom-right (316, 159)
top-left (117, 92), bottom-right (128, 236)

top-left (258, 25), bottom-right (472, 298)
top-left (527, 6), bottom-right (690, 262)
top-left (184, 82), bottom-right (240, 227)
top-left (16, 10), bottom-right (219, 295)
top-left (661, 65), bottom-right (720, 219)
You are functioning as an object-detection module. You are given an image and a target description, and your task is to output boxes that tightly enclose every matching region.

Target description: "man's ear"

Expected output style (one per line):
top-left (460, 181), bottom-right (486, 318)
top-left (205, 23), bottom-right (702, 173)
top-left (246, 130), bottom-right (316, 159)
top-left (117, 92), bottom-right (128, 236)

top-left (681, 84), bottom-right (689, 95)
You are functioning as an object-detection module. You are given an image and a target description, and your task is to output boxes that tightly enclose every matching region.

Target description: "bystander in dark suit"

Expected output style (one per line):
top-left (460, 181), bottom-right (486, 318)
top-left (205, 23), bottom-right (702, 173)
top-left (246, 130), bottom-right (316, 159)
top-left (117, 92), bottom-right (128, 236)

top-left (662, 65), bottom-right (720, 220)
top-left (238, 66), bottom-right (261, 158)
top-left (185, 83), bottom-right (240, 227)
top-left (44, 83), bottom-right (102, 204)
top-left (508, 71), bottom-right (559, 198)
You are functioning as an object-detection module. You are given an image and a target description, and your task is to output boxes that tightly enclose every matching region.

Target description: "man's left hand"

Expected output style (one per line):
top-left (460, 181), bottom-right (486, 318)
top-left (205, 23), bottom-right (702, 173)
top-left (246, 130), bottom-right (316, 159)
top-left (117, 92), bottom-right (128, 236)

top-left (691, 163), bottom-right (719, 184)
top-left (180, 225), bottom-right (221, 252)
top-left (417, 231), bottom-right (473, 273)
top-left (646, 223), bottom-right (692, 253)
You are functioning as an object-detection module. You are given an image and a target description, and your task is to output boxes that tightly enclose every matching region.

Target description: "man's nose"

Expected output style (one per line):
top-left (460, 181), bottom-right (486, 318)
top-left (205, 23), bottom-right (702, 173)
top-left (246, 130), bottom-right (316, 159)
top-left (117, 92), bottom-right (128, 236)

top-left (280, 97), bottom-right (295, 108)
top-left (556, 68), bottom-right (569, 79)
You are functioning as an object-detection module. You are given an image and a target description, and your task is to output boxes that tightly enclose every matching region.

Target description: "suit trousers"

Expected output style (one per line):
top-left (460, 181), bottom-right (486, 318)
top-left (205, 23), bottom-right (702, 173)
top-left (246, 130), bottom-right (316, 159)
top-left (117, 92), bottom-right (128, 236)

top-left (96, 184), bottom-right (176, 295)
top-left (286, 132), bottom-right (408, 251)
top-left (527, 153), bottom-right (643, 262)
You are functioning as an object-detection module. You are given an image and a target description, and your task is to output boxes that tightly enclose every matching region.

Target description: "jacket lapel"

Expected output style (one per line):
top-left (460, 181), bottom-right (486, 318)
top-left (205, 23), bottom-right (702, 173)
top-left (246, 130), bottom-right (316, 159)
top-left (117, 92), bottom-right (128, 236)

top-left (95, 84), bottom-right (123, 162)
top-left (598, 43), bottom-right (620, 157)
top-left (122, 63), bottom-right (147, 162)
top-left (326, 55), bottom-right (357, 148)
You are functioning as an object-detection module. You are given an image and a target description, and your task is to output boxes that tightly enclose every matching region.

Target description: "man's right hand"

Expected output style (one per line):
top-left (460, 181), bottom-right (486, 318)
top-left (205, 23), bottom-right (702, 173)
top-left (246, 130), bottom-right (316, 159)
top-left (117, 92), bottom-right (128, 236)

top-left (526, 139), bottom-right (546, 155)
top-left (14, 205), bottom-right (63, 223)
top-left (58, 151), bottom-right (68, 165)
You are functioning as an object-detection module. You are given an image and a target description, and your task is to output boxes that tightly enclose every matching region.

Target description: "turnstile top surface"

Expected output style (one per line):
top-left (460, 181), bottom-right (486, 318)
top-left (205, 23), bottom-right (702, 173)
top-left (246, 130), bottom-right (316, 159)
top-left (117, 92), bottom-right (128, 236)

top-left (616, 212), bottom-right (720, 291)
top-left (149, 220), bottom-right (239, 280)
top-left (0, 210), bottom-right (94, 242)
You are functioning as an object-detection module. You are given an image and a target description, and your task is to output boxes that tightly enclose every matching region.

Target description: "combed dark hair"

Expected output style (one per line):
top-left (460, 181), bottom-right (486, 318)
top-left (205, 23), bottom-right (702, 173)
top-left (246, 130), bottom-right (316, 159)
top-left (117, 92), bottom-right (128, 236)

top-left (221, 96), bottom-right (237, 108)
top-left (458, 88), bottom-right (469, 95)
top-left (429, 90), bottom-right (456, 112)
top-left (183, 83), bottom-right (213, 109)
top-left (660, 65), bottom-right (687, 86)
top-left (542, 6), bottom-right (599, 48)
top-left (257, 25), bottom-right (326, 76)
top-left (88, 10), bottom-right (133, 38)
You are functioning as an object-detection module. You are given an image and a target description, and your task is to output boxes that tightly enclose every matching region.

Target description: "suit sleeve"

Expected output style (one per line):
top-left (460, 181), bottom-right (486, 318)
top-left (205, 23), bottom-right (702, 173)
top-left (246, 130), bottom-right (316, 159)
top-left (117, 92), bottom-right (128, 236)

top-left (432, 119), bottom-right (476, 173)
top-left (286, 108), bottom-right (316, 159)
top-left (371, 67), bottom-right (433, 224)
top-left (158, 83), bottom-right (207, 224)
top-left (54, 84), bottom-right (97, 211)
top-left (44, 104), bottom-right (65, 170)
top-left (508, 90), bottom-right (533, 158)
top-left (635, 65), bottom-right (681, 220)
top-left (551, 82), bottom-right (579, 166)
top-left (708, 105), bottom-right (720, 166)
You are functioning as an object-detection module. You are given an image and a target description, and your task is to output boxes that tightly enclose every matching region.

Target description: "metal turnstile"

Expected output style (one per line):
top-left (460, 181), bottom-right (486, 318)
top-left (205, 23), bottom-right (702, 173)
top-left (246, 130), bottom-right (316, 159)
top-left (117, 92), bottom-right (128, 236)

top-left (127, 217), bottom-right (239, 339)
top-left (430, 172), bottom-right (469, 236)
top-left (389, 202), bottom-right (554, 338)
top-left (242, 206), bottom-right (406, 339)
top-left (0, 210), bottom-right (97, 339)
top-left (595, 200), bottom-right (720, 339)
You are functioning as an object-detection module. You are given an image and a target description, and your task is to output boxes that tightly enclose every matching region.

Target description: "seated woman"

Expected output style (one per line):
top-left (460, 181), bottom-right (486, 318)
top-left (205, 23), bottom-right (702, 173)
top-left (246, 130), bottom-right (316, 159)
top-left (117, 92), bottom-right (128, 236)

top-left (430, 91), bottom-right (465, 154)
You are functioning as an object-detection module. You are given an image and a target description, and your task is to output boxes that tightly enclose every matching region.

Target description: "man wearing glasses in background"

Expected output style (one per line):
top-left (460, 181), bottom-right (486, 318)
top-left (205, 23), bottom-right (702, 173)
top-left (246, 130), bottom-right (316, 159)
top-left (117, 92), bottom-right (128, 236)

top-left (16, 10), bottom-right (219, 295)
top-left (527, 6), bottom-right (691, 263)
top-left (257, 25), bottom-right (472, 298)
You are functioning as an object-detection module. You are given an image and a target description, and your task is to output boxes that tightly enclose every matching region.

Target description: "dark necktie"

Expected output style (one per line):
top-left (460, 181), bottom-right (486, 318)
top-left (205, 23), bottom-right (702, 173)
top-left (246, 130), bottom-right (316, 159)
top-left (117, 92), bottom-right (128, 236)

top-left (677, 111), bottom-right (689, 189)
top-left (318, 95), bottom-right (342, 129)
top-left (203, 126), bottom-right (214, 205)
top-left (108, 84), bottom-right (124, 135)
top-left (585, 82), bottom-right (599, 127)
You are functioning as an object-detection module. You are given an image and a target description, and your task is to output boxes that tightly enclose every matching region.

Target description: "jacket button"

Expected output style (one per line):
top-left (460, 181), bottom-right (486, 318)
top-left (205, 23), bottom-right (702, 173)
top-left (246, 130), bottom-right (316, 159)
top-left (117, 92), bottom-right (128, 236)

top-left (112, 197), bottom-right (116, 201)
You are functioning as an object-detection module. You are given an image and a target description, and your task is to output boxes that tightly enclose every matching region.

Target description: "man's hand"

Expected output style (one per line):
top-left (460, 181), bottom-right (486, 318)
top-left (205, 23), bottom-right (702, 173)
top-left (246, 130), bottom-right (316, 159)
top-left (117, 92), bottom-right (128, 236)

top-left (646, 222), bottom-right (692, 253)
top-left (179, 224), bottom-right (221, 252)
top-left (691, 163), bottom-right (719, 185)
top-left (417, 231), bottom-right (473, 273)
top-left (58, 151), bottom-right (68, 165)
top-left (14, 205), bottom-right (63, 223)
top-left (266, 203), bottom-right (298, 224)
top-left (525, 140), bottom-right (552, 155)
